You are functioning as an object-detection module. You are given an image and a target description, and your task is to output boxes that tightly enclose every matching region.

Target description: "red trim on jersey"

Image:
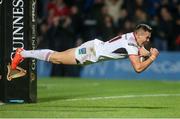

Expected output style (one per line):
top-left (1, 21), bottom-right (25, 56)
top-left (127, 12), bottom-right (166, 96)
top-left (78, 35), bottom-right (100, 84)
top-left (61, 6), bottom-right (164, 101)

top-left (138, 47), bottom-right (141, 55)
top-left (45, 52), bottom-right (52, 61)
top-left (133, 32), bottom-right (137, 42)
top-left (108, 35), bottom-right (122, 43)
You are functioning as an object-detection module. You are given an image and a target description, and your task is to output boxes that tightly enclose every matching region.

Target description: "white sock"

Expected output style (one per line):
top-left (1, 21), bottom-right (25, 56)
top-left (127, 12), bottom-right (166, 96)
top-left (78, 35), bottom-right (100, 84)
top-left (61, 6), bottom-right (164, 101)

top-left (20, 49), bottom-right (55, 61)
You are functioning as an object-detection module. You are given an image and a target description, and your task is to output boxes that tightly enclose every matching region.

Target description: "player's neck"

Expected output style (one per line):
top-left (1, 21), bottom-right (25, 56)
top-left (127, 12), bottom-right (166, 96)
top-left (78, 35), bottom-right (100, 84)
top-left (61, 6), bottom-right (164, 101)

top-left (133, 32), bottom-right (140, 47)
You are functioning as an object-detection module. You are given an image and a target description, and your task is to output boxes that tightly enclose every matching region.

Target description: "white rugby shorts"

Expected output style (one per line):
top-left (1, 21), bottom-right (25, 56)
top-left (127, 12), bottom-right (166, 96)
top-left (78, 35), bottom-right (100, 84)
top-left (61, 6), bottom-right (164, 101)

top-left (75, 39), bottom-right (102, 65)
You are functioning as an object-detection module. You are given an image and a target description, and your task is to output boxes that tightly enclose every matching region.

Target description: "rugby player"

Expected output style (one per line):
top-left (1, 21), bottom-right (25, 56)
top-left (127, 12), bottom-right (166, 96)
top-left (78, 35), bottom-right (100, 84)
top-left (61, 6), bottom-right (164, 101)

top-left (11, 24), bottom-right (159, 73)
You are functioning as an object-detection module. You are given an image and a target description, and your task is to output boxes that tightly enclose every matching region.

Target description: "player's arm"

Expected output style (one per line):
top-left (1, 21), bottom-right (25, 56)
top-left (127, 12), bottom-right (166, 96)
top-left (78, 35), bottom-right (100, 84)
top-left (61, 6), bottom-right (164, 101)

top-left (129, 48), bottom-right (159, 73)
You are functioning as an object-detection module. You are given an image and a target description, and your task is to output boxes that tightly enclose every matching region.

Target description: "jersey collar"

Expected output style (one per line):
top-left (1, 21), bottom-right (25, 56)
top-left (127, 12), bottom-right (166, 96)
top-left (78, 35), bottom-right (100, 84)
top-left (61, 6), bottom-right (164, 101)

top-left (132, 32), bottom-right (140, 48)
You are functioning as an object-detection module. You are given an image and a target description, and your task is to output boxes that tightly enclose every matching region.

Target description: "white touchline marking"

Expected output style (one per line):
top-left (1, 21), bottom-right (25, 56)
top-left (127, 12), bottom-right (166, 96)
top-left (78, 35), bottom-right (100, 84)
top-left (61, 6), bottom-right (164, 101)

top-left (65, 94), bottom-right (180, 101)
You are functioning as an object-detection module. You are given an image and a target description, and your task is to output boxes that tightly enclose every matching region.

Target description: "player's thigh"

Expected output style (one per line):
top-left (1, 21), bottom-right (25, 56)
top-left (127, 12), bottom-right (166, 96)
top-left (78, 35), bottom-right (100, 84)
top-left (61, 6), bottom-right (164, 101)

top-left (49, 48), bottom-right (77, 65)
top-left (75, 40), bottom-right (99, 64)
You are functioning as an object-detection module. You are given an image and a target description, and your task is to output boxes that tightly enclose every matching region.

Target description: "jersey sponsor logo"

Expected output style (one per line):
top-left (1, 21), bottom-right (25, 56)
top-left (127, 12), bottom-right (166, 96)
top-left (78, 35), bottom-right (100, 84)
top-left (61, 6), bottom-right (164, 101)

top-left (128, 43), bottom-right (138, 48)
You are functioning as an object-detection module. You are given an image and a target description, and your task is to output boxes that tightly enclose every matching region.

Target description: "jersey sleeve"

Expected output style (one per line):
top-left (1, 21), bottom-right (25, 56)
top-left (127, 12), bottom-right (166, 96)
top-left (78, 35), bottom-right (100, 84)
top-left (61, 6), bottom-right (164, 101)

top-left (126, 42), bottom-right (139, 55)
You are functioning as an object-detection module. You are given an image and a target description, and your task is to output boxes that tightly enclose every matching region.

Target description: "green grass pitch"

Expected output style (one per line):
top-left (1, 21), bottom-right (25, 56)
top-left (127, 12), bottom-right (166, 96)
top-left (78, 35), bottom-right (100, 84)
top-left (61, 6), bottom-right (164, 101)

top-left (0, 78), bottom-right (180, 118)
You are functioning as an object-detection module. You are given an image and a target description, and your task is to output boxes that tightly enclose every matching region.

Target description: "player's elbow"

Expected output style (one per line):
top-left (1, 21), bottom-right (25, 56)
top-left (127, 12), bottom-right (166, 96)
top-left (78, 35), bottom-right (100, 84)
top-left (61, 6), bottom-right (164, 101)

top-left (134, 66), bottom-right (144, 73)
top-left (135, 69), bottom-right (142, 73)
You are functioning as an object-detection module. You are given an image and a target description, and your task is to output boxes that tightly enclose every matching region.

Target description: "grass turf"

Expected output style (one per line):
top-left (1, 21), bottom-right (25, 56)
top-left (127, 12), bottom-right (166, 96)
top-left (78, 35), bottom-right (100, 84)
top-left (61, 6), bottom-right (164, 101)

top-left (0, 77), bottom-right (180, 118)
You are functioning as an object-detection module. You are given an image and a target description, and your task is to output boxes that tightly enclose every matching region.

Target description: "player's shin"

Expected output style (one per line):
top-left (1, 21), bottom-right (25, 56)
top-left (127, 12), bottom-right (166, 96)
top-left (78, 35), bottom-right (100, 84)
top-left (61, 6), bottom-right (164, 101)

top-left (21, 49), bottom-right (55, 61)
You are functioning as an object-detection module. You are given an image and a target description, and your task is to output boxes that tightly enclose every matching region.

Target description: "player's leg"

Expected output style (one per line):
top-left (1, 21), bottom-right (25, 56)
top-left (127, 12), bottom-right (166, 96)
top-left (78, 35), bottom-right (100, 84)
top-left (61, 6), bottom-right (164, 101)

top-left (11, 48), bottom-right (77, 69)
top-left (11, 39), bottom-right (102, 69)
top-left (48, 48), bottom-right (77, 65)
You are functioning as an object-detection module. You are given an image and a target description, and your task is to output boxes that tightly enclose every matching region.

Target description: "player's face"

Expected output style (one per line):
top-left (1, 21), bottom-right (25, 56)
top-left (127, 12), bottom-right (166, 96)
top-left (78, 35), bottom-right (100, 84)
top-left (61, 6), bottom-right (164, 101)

top-left (137, 31), bottom-right (151, 46)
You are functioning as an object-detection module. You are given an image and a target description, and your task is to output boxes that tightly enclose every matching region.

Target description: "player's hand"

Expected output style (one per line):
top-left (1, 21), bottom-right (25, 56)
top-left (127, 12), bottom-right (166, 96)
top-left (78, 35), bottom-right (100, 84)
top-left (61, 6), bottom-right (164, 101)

top-left (150, 48), bottom-right (159, 60)
top-left (139, 46), bottom-right (151, 57)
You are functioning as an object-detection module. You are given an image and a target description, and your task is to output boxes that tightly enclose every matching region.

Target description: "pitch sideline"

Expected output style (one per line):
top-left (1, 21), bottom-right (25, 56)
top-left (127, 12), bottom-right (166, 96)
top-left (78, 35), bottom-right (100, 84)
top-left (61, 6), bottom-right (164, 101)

top-left (65, 93), bottom-right (180, 101)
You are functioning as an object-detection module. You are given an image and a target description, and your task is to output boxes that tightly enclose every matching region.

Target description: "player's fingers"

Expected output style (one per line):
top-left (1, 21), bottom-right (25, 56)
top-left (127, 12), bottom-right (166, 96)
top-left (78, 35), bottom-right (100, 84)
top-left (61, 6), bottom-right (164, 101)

top-left (150, 48), bottom-right (154, 52)
top-left (153, 48), bottom-right (159, 53)
top-left (156, 48), bottom-right (159, 52)
top-left (150, 48), bottom-right (159, 57)
top-left (151, 48), bottom-right (158, 52)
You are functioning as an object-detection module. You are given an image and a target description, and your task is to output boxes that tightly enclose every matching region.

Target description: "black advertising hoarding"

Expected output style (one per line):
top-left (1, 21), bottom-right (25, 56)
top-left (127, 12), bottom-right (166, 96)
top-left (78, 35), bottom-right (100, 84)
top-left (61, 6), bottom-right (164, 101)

top-left (0, 0), bottom-right (37, 103)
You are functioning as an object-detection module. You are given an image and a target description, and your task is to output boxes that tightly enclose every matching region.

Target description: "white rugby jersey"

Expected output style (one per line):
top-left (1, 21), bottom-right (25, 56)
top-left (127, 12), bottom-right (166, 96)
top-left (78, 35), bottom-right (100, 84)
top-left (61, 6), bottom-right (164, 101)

top-left (75, 32), bottom-right (140, 64)
top-left (95, 32), bottom-right (139, 61)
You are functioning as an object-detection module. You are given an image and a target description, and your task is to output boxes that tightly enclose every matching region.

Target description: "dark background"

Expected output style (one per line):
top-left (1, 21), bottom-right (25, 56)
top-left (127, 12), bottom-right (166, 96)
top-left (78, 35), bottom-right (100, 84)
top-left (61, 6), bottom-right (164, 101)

top-left (36, 0), bottom-right (180, 77)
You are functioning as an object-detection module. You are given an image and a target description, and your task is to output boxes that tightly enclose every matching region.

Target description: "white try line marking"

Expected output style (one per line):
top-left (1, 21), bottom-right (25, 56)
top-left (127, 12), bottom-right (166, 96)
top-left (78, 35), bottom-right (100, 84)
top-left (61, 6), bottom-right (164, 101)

top-left (65, 94), bottom-right (180, 101)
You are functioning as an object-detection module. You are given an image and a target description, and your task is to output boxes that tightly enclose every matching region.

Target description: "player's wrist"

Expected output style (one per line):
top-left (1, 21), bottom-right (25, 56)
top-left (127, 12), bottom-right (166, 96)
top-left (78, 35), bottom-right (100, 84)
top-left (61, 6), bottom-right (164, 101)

top-left (149, 55), bottom-right (156, 61)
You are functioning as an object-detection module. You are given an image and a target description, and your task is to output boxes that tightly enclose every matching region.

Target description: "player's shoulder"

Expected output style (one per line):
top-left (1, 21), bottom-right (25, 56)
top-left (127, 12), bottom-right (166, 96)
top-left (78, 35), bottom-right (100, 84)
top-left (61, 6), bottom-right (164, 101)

top-left (124, 32), bottom-right (135, 41)
top-left (123, 32), bottom-right (138, 48)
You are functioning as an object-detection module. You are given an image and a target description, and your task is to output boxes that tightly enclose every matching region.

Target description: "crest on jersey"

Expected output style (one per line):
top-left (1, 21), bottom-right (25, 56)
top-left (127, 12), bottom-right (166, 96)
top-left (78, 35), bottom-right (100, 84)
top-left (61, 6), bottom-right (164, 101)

top-left (7, 64), bottom-right (27, 81)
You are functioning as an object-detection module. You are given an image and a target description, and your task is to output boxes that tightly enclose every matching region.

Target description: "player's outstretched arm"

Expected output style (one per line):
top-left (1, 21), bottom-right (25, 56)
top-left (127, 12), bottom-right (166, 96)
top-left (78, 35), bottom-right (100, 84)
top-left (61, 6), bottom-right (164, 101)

top-left (129, 48), bottom-right (159, 73)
